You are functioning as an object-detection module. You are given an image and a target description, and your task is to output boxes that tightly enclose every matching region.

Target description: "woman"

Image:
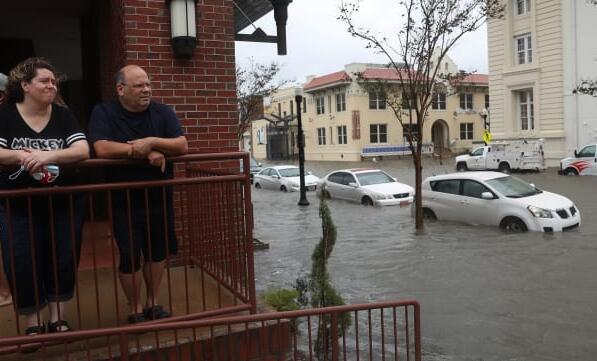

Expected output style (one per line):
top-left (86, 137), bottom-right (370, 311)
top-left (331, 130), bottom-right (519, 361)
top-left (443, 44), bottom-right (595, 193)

top-left (0, 58), bottom-right (89, 336)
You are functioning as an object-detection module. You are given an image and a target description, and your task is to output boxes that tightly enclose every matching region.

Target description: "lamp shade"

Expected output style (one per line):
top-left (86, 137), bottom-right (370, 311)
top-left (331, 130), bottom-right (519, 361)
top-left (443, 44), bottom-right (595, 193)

top-left (169, 0), bottom-right (197, 58)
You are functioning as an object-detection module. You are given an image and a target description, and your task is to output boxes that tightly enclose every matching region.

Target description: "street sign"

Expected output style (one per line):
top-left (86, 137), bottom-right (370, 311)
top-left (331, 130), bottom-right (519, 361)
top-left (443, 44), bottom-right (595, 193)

top-left (482, 130), bottom-right (492, 144)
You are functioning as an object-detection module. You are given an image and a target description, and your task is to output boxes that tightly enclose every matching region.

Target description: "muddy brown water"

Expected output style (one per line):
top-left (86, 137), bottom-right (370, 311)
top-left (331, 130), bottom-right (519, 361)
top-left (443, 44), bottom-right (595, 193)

top-left (251, 157), bottom-right (597, 360)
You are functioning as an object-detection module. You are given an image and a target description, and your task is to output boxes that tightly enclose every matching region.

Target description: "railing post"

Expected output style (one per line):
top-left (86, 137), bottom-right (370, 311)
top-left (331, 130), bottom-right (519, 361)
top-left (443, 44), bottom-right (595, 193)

top-left (119, 332), bottom-right (129, 360)
top-left (414, 303), bottom-right (421, 361)
top-left (331, 312), bottom-right (339, 361)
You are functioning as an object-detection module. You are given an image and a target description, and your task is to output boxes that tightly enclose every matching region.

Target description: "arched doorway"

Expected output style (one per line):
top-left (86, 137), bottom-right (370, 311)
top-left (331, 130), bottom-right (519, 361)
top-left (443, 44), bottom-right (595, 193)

top-left (431, 119), bottom-right (449, 153)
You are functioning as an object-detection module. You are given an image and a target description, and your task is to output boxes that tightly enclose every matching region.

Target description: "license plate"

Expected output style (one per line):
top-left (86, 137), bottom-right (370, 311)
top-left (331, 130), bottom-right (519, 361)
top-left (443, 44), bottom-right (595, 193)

top-left (307, 185), bottom-right (316, 191)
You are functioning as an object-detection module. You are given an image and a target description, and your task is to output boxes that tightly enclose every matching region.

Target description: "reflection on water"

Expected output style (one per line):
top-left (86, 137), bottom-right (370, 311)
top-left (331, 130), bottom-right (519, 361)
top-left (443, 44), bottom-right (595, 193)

top-left (252, 157), bottom-right (597, 360)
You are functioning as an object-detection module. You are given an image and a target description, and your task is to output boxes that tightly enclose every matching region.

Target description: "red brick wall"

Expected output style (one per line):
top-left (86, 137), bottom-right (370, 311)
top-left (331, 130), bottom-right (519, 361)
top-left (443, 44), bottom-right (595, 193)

top-left (99, 0), bottom-right (126, 102)
top-left (103, 0), bottom-right (239, 154)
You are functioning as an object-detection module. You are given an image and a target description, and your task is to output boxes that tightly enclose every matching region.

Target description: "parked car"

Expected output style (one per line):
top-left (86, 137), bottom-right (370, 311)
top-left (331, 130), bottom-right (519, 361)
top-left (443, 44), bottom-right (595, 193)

top-left (418, 171), bottom-right (581, 232)
top-left (558, 144), bottom-right (597, 176)
top-left (319, 168), bottom-right (414, 206)
top-left (240, 156), bottom-right (263, 183)
top-left (254, 165), bottom-right (320, 192)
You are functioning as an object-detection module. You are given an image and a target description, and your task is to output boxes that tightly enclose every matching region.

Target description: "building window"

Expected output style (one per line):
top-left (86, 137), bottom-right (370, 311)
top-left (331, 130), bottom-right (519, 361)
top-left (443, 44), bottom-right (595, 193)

top-left (370, 124), bottom-right (387, 143)
top-left (337, 125), bottom-right (347, 144)
top-left (516, 0), bottom-right (531, 15)
top-left (290, 100), bottom-right (294, 117)
top-left (432, 93), bottom-right (446, 110)
top-left (317, 127), bottom-right (326, 145)
top-left (336, 93), bottom-right (346, 112)
top-left (303, 98), bottom-right (307, 113)
top-left (460, 123), bottom-right (473, 140)
top-left (515, 34), bottom-right (532, 65)
top-left (402, 124), bottom-right (419, 143)
top-left (459, 93), bottom-right (473, 110)
top-left (316, 96), bottom-right (325, 114)
top-left (328, 95), bottom-right (332, 113)
top-left (278, 103), bottom-right (282, 117)
top-left (485, 94), bottom-right (490, 109)
top-left (369, 91), bottom-right (386, 110)
top-left (518, 89), bottom-right (534, 130)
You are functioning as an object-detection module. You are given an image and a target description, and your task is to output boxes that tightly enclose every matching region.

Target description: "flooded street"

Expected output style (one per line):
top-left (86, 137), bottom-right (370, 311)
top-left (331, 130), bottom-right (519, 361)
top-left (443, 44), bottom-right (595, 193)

top-left (251, 157), bottom-right (597, 360)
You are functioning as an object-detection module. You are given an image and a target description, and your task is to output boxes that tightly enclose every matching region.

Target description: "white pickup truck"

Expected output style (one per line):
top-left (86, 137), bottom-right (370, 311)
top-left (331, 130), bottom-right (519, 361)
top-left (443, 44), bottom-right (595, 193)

top-left (559, 144), bottom-right (597, 175)
top-left (455, 140), bottom-right (546, 172)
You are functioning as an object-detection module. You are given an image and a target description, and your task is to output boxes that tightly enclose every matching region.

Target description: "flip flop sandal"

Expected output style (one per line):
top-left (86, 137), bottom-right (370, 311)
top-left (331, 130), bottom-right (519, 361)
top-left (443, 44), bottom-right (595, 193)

top-left (143, 305), bottom-right (170, 320)
top-left (48, 320), bottom-right (73, 333)
top-left (22, 324), bottom-right (45, 353)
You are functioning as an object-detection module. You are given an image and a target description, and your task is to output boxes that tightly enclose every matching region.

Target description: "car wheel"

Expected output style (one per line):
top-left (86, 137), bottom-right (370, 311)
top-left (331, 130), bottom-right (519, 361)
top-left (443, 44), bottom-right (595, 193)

top-left (280, 185), bottom-right (288, 192)
top-left (563, 168), bottom-right (578, 176)
top-left (456, 162), bottom-right (468, 172)
top-left (500, 217), bottom-right (527, 233)
top-left (321, 189), bottom-right (331, 199)
top-left (255, 182), bottom-right (261, 189)
top-left (498, 162), bottom-right (511, 173)
top-left (361, 196), bottom-right (374, 206)
top-left (422, 208), bottom-right (437, 221)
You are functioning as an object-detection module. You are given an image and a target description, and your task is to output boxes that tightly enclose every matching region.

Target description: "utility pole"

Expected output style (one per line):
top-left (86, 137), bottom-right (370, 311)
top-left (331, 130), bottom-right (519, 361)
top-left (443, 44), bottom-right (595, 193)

top-left (295, 95), bottom-right (309, 206)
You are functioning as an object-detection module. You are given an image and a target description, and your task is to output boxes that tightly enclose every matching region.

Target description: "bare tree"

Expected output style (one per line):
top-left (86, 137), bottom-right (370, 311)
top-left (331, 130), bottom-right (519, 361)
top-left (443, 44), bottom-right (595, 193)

top-left (339, 0), bottom-right (504, 230)
top-left (236, 59), bottom-right (288, 140)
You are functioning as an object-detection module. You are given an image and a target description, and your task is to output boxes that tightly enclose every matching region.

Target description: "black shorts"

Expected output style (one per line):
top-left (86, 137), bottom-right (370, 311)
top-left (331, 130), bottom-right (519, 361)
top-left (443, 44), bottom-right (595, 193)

top-left (111, 188), bottom-right (178, 274)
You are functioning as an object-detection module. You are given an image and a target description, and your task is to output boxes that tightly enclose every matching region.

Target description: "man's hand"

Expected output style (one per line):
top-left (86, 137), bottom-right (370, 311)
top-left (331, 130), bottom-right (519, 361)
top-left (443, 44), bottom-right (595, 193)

top-left (147, 150), bottom-right (166, 172)
top-left (127, 137), bottom-right (155, 159)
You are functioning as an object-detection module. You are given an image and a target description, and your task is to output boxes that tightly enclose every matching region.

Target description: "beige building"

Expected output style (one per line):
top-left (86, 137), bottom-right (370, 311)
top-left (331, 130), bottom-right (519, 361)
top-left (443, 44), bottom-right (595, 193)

top-left (487, 0), bottom-right (597, 165)
top-left (251, 86), bottom-right (301, 160)
top-left (251, 59), bottom-right (489, 162)
top-left (299, 62), bottom-right (489, 162)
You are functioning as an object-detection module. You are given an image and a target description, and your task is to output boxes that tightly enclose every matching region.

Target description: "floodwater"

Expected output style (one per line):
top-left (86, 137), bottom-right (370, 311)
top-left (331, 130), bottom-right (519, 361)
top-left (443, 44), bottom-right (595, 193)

top-left (251, 157), bottom-right (597, 361)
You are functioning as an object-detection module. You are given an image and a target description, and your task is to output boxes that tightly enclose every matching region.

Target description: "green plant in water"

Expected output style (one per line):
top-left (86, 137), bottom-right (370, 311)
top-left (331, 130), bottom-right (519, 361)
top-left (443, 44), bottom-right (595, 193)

top-left (310, 193), bottom-right (350, 360)
top-left (264, 288), bottom-right (300, 311)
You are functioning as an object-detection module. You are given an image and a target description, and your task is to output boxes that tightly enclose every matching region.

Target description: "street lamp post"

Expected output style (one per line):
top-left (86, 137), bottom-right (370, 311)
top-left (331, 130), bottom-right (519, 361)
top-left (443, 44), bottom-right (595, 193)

top-left (295, 95), bottom-right (309, 206)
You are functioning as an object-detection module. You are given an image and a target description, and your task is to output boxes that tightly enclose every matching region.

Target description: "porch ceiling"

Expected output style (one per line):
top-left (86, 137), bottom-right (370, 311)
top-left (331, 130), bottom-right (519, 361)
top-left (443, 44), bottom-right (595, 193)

top-left (234, 0), bottom-right (274, 32)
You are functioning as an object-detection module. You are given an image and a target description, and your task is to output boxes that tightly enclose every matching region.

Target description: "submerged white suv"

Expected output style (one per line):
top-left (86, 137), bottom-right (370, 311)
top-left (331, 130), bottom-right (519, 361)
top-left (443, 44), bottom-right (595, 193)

top-left (419, 172), bottom-right (580, 232)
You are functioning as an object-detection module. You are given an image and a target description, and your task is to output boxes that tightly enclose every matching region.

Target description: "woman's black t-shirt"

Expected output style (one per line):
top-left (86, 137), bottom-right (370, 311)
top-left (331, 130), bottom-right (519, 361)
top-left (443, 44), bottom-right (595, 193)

top-left (0, 103), bottom-right (87, 190)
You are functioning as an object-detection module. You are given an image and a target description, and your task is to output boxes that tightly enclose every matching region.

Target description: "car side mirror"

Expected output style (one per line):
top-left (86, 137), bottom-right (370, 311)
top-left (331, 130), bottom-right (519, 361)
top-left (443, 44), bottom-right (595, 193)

top-left (574, 150), bottom-right (578, 157)
top-left (307, 171), bottom-right (313, 175)
top-left (258, 162), bottom-right (262, 167)
top-left (348, 182), bottom-right (359, 188)
top-left (529, 183), bottom-right (535, 188)
top-left (481, 192), bottom-right (494, 200)
top-left (273, 175), bottom-right (280, 179)
top-left (392, 177), bottom-right (397, 182)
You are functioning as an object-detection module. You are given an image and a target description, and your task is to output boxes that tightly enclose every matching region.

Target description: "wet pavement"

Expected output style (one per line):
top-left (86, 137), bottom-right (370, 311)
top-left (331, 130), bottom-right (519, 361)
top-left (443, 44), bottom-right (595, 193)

top-left (251, 157), bottom-right (597, 361)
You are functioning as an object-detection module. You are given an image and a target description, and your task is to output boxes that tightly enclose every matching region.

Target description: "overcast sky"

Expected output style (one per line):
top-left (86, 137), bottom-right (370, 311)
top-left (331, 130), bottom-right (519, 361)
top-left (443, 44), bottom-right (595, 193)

top-left (235, 0), bottom-right (488, 85)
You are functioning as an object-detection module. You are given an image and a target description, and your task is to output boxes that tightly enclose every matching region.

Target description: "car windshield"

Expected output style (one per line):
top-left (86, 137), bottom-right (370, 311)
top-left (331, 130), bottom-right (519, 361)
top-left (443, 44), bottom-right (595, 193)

top-left (486, 175), bottom-right (542, 198)
top-left (278, 168), bottom-right (300, 177)
top-left (356, 171), bottom-right (395, 186)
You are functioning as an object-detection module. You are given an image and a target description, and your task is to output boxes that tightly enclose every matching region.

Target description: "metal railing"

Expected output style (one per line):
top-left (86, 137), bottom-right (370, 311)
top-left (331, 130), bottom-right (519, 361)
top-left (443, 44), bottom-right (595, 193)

top-left (0, 153), bottom-right (255, 355)
top-left (0, 299), bottom-right (421, 360)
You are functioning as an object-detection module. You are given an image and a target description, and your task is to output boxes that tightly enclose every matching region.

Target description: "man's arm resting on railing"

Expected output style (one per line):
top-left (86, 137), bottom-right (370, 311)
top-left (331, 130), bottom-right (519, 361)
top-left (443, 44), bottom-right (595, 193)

top-left (93, 140), bottom-right (134, 159)
top-left (127, 136), bottom-right (188, 157)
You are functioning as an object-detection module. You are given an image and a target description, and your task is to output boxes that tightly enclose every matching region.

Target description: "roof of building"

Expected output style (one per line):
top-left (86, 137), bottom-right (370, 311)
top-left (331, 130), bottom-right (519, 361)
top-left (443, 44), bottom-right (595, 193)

top-left (359, 68), bottom-right (416, 81)
top-left (303, 71), bottom-right (352, 91)
top-left (450, 74), bottom-right (489, 85)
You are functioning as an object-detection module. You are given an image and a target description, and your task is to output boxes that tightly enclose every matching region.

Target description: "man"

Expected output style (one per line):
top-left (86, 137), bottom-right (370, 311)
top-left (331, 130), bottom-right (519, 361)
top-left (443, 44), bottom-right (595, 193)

top-left (88, 65), bottom-right (188, 323)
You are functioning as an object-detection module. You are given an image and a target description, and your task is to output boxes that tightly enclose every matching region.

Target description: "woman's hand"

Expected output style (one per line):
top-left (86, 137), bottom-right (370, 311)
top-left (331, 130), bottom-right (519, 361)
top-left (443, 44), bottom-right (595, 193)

top-left (22, 149), bottom-right (54, 174)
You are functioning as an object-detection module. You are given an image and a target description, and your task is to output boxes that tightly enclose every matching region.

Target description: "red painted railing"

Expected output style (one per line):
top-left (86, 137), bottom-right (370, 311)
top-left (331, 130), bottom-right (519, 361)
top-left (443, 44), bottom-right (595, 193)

top-left (0, 299), bottom-right (421, 360)
top-left (0, 152), bottom-right (255, 356)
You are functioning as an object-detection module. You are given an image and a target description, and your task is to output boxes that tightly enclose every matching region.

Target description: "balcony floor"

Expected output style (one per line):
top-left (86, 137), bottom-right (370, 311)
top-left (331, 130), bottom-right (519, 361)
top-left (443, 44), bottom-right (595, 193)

top-left (0, 221), bottom-right (241, 360)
